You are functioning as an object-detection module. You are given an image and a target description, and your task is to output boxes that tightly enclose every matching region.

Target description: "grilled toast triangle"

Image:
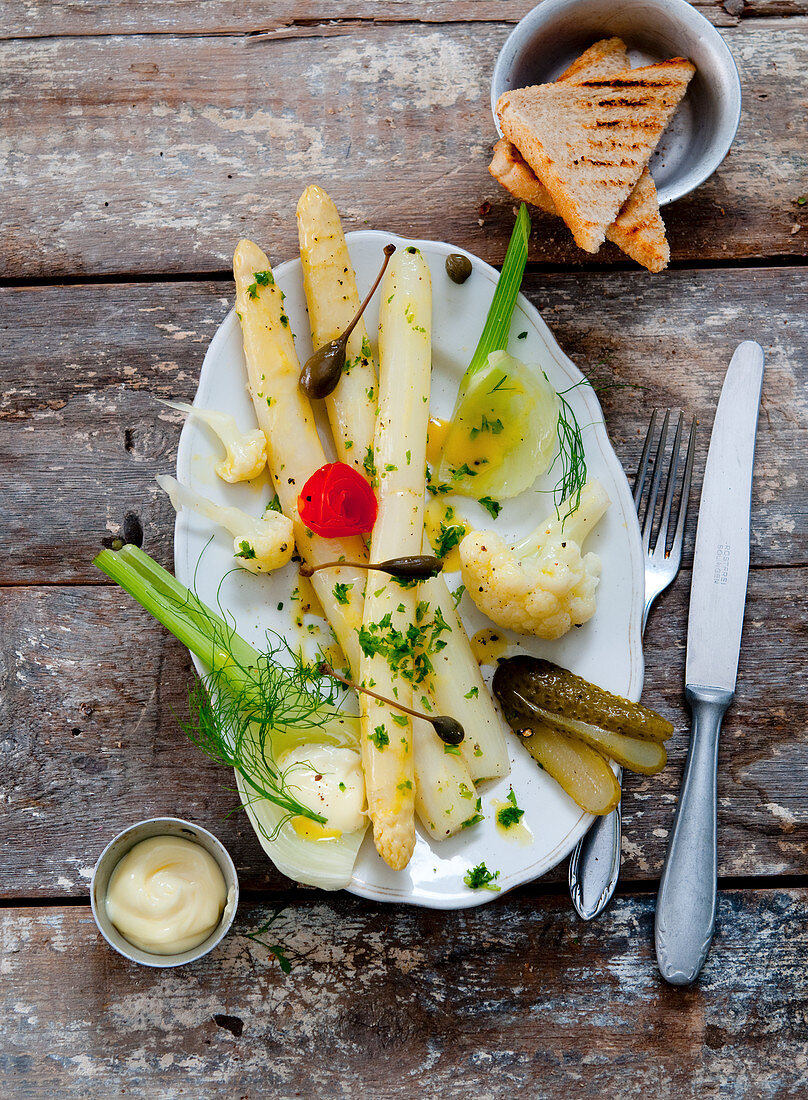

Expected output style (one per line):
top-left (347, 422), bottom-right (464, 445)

top-left (496, 58), bottom-right (694, 253)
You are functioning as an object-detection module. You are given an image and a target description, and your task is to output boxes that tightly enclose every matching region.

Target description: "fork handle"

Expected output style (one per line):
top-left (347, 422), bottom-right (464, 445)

top-left (654, 685), bottom-right (732, 985)
top-left (568, 795), bottom-right (622, 920)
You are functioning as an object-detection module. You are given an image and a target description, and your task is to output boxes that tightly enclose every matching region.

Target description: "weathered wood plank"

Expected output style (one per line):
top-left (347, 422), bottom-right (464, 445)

top-left (4, 0), bottom-right (808, 37)
top-left (1, 21), bottom-right (806, 279)
top-left (0, 585), bottom-right (291, 897)
top-left (1, 266), bottom-right (804, 586)
top-left (1, 564), bottom-right (805, 897)
top-left (2, 891), bottom-right (807, 1097)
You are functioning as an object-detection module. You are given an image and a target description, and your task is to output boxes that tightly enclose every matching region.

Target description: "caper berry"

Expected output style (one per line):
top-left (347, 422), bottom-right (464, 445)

top-left (446, 253), bottom-right (472, 284)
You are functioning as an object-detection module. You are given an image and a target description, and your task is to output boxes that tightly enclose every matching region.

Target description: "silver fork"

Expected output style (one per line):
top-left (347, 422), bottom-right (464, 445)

top-left (568, 410), bottom-right (697, 921)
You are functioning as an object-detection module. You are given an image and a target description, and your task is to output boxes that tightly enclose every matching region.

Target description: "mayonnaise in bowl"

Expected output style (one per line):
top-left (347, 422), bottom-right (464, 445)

top-left (91, 818), bottom-right (239, 967)
top-left (105, 835), bottom-right (228, 955)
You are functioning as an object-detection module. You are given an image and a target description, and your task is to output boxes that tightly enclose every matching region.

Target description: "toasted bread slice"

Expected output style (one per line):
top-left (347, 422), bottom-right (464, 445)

top-left (556, 37), bottom-right (629, 83)
top-left (490, 137), bottom-right (558, 215)
top-left (497, 58), bottom-right (695, 252)
top-left (490, 140), bottom-right (669, 272)
top-left (490, 37), bottom-right (630, 218)
top-left (606, 167), bottom-right (670, 272)
top-left (490, 39), bottom-right (671, 271)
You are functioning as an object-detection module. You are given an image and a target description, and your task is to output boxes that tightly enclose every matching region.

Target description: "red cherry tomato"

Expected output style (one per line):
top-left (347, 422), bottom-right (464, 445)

top-left (298, 462), bottom-right (377, 538)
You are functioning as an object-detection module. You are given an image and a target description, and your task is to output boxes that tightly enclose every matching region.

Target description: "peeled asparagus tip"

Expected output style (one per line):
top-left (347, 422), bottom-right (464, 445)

top-left (299, 243), bottom-right (396, 400)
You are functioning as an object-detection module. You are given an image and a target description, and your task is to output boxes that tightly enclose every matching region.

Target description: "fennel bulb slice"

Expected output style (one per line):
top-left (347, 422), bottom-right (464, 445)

top-left (236, 771), bottom-right (367, 891)
top-left (437, 350), bottom-right (559, 499)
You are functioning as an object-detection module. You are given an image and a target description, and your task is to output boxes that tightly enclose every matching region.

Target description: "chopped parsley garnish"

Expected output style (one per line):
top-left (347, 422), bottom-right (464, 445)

top-left (517, 330), bottom-right (528, 339)
top-left (478, 495), bottom-right (502, 520)
top-left (452, 584), bottom-right (466, 608)
top-left (464, 686), bottom-right (479, 699)
top-left (435, 516), bottom-right (466, 560)
top-left (363, 445), bottom-right (377, 481)
top-left (469, 415), bottom-right (504, 439)
top-left (463, 862), bottom-right (500, 891)
top-left (247, 270), bottom-right (275, 298)
top-left (397, 779), bottom-right (413, 792)
top-left (443, 744), bottom-right (461, 756)
top-left (461, 797), bottom-right (484, 830)
top-left (361, 336), bottom-right (372, 359)
top-left (265, 493), bottom-right (282, 514)
top-left (451, 463), bottom-right (477, 480)
top-left (392, 714), bottom-right (409, 727)
top-left (333, 582), bottom-right (353, 605)
top-left (370, 725), bottom-right (389, 750)
top-left (235, 540), bottom-right (256, 560)
top-left (497, 788), bottom-right (525, 830)
top-left (338, 782), bottom-right (347, 792)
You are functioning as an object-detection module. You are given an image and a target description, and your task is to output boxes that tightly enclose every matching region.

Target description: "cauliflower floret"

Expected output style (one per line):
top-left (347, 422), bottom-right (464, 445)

top-left (157, 474), bottom-right (294, 575)
top-left (162, 399), bottom-right (267, 483)
top-left (459, 480), bottom-right (610, 640)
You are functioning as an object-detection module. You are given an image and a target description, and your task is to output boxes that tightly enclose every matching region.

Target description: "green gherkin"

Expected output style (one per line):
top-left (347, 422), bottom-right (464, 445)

top-left (492, 656), bottom-right (673, 743)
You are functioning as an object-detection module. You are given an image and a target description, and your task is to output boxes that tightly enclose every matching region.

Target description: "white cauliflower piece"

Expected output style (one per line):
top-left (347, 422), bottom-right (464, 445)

top-left (157, 474), bottom-right (294, 575)
top-left (162, 399), bottom-right (267, 483)
top-left (459, 480), bottom-right (610, 640)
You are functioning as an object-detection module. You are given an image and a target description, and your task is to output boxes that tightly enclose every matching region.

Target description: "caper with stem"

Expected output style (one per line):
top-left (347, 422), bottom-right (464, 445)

top-left (318, 663), bottom-right (465, 745)
top-left (299, 243), bottom-right (396, 400)
top-left (299, 554), bottom-right (443, 581)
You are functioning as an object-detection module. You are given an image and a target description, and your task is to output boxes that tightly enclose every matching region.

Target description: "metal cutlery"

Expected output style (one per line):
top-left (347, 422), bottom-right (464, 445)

top-left (655, 340), bottom-right (765, 985)
top-left (568, 409), bottom-right (697, 921)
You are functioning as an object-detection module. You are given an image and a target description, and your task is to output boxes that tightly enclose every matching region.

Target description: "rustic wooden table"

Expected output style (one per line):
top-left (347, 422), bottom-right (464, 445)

top-left (3, 2), bottom-right (807, 1096)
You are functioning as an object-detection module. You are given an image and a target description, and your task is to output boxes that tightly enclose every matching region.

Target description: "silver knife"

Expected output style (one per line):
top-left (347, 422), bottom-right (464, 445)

top-left (655, 340), bottom-right (764, 985)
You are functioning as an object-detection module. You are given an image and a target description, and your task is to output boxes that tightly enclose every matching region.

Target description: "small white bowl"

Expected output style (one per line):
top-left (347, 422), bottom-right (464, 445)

top-left (90, 817), bottom-right (239, 968)
top-left (491, 0), bottom-right (742, 205)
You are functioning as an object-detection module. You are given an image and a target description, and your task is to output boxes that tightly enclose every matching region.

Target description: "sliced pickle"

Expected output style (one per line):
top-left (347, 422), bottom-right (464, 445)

top-left (493, 656), bottom-right (673, 742)
top-left (521, 724), bottom-right (621, 815)
top-left (511, 699), bottom-right (667, 774)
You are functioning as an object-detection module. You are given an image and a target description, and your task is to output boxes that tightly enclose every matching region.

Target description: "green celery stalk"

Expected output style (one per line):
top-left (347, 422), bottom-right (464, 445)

top-left (93, 545), bottom-right (331, 822)
top-left (456, 203), bottom-right (531, 405)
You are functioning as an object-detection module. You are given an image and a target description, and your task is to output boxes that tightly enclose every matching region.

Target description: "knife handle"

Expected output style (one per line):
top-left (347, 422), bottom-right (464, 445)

top-left (568, 786), bottom-right (622, 920)
top-left (655, 685), bottom-right (732, 985)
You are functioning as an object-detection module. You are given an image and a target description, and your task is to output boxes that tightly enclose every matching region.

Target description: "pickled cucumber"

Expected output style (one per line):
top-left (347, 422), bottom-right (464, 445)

top-left (519, 723), bottom-right (621, 815)
top-left (493, 656), bottom-right (673, 742)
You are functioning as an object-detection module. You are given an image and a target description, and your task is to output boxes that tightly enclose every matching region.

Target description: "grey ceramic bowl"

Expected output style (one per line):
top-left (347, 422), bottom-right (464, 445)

top-left (90, 817), bottom-right (239, 968)
top-left (491, 0), bottom-right (741, 205)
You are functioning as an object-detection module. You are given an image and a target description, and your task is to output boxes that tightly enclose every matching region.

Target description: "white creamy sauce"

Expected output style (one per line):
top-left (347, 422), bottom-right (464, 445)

top-left (278, 744), bottom-right (366, 835)
top-left (105, 836), bottom-right (227, 955)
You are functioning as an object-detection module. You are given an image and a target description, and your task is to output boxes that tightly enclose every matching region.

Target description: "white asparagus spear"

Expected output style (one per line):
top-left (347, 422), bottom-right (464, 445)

top-left (418, 575), bottom-right (511, 781)
top-left (359, 246), bottom-right (434, 870)
top-left (297, 185), bottom-right (379, 472)
top-left (233, 239), bottom-right (367, 673)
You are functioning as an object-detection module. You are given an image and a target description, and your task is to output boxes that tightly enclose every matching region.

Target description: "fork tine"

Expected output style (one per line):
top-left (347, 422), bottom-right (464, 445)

top-left (669, 416), bottom-right (697, 564)
top-left (633, 408), bottom-right (659, 507)
top-left (652, 412), bottom-right (684, 558)
top-left (641, 410), bottom-right (671, 552)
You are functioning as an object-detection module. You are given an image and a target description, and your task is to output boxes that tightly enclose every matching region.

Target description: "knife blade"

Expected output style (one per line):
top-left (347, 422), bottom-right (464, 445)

top-left (685, 342), bottom-right (765, 693)
top-left (655, 340), bottom-right (764, 986)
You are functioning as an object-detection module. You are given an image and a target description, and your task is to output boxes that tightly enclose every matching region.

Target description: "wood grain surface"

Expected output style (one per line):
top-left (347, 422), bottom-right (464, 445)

top-left (2, 19), bottom-right (807, 280)
top-left (2, 891), bottom-right (808, 1098)
top-left (5, 0), bottom-right (808, 36)
top-left (2, 267), bottom-right (805, 585)
top-left (2, 2), bottom-right (807, 1096)
top-left (4, 564), bottom-right (805, 897)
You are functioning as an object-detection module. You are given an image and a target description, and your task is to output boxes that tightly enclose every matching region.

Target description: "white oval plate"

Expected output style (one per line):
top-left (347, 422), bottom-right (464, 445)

top-left (174, 230), bottom-right (644, 909)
